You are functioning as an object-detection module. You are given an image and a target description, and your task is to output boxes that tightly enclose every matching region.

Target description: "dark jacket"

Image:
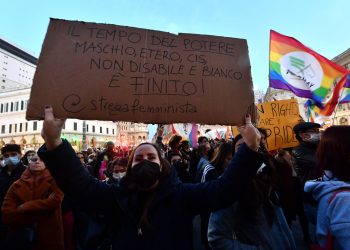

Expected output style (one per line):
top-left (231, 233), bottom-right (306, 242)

top-left (292, 142), bottom-right (318, 184)
top-left (0, 163), bottom-right (26, 222)
top-left (38, 140), bottom-right (263, 250)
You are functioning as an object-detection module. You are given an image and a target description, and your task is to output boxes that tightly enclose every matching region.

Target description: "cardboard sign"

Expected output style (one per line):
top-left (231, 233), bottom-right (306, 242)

top-left (256, 99), bottom-right (301, 150)
top-left (26, 19), bottom-right (254, 125)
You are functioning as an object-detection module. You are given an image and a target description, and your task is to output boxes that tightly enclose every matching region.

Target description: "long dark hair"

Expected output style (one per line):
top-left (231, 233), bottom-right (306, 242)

top-left (234, 147), bottom-right (278, 232)
top-left (124, 143), bottom-right (171, 229)
top-left (210, 142), bottom-right (233, 173)
top-left (317, 126), bottom-right (350, 181)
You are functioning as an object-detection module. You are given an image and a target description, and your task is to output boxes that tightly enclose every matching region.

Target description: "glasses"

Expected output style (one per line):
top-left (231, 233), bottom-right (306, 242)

top-left (28, 157), bottom-right (39, 163)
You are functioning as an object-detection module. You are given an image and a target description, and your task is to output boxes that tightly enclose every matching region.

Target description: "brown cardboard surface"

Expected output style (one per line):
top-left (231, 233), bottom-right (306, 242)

top-left (257, 99), bottom-right (301, 150)
top-left (26, 18), bottom-right (254, 125)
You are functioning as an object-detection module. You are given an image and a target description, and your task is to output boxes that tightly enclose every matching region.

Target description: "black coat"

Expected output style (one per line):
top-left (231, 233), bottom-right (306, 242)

top-left (38, 140), bottom-right (263, 250)
top-left (0, 163), bottom-right (26, 223)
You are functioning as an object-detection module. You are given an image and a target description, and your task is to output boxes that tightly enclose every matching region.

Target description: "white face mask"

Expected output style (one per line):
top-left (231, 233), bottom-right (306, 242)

top-left (112, 172), bottom-right (125, 181)
top-left (305, 133), bottom-right (321, 143)
top-left (88, 159), bottom-right (93, 163)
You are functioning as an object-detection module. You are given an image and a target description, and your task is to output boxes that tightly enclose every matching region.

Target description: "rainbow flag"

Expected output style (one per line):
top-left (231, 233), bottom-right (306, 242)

top-left (339, 74), bottom-right (350, 104)
top-left (306, 72), bottom-right (350, 116)
top-left (269, 30), bottom-right (350, 106)
top-left (171, 123), bottom-right (198, 148)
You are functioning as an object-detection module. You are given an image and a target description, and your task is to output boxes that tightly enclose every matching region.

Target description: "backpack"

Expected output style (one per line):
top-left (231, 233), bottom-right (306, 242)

top-left (310, 188), bottom-right (350, 250)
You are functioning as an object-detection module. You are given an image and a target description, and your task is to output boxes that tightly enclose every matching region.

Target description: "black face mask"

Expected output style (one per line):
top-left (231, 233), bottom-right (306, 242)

top-left (130, 160), bottom-right (161, 190)
top-left (172, 160), bottom-right (186, 171)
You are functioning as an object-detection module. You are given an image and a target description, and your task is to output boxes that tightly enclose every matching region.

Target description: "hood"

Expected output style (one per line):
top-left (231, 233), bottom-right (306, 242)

top-left (304, 171), bottom-right (350, 201)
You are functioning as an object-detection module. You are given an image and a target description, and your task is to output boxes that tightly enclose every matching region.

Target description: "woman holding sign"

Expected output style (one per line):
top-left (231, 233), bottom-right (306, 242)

top-left (38, 106), bottom-right (262, 250)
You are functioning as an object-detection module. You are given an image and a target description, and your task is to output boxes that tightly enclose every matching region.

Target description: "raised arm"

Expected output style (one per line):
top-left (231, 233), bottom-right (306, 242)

top-left (180, 115), bottom-right (264, 214)
top-left (38, 107), bottom-right (117, 214)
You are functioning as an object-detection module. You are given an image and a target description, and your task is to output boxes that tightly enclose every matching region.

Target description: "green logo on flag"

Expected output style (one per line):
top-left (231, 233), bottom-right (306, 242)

top-left (289, 56), bottom-right (305, 71)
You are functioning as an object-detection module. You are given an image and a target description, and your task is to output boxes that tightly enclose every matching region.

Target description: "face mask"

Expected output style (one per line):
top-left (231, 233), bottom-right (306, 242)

top-left (130, 160), bottom-right (161, 190)
top-left (88, 159), bottom-right (93, 163)
top-left (112, 172), bottom-right (125, 181)
top-left (305, 133), bottom-right (321, 143)
top-left (9, 156), bottom-right (20, 166)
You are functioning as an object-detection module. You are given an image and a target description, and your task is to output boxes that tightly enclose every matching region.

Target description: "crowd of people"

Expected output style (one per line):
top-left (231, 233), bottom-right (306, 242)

top-left (0, 106), bottom-right (349, 249)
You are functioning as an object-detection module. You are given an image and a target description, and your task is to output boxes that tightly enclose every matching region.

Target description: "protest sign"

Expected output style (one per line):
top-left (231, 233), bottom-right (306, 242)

top-left (256, 99), bottom-right (301, 150)
top-left (26, 18), bottom-right (254, 125)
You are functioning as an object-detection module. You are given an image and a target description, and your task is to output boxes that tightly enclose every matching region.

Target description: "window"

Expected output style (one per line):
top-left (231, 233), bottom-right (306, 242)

top-left (86, 124), bottom-right (89, 132)
top-left (100, 127), bottom-right (102, 133)
top-left (33, 121), bottom-right (37, 131)
top-left (21, 101), bottom-right (24, 110)
top-left (10, 102), bottom-right (13, 112)
top-left (5, 103), bottom-right (8, 112)
top-left (14, 124), bottom-right (17, 132)
top-left (1, 125), bottom-right (5, 134)
top-left (15, 101), bottom-right (19, 111)
top-left (25, 122), bottom-right (28, 131)
top-left (92, 126), bottom-right (95, 133)
top-left (112, 129), bottom-right (115, 134)
top-left (106, 128), bottom-right (109, 134)
top-left (9, 124), bottom-right (12, 133)
top-left (19, 123), bottom-right (22, 132)
top-left (74, 122), bottom-right (77, 131)
top-left (0, 104), bottom-right (3, 113)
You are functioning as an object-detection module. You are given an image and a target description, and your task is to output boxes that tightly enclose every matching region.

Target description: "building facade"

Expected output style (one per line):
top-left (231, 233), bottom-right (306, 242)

top-left (0, 37), bottom-right (148, 151)
top-left (331, 48), bottom-right (350, 125)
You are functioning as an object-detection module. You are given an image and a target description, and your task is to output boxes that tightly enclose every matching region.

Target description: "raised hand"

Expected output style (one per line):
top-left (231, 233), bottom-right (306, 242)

top-left (41, 106), bottom-right (65, 150)
top-left (238, 115), bottom-right (261, 152)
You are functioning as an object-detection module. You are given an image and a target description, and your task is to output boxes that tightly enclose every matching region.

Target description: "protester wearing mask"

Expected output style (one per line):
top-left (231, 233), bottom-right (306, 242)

top-left (21, 150), bottom-right (36, 167)
top-left (1, 154), bottom-right (64, 250)
top-left (292, 122), bottom-right (321, 184)
top-left (168, 153), bottom-right (191, 183)
top-left (0, 144), bottom-right (26, 242)
top-left (38, 107), bottom-right (263, 250)
top-left (106, 157), bottom-right (127, 186)
top-left (77, 152), bottom-right (94, 176)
